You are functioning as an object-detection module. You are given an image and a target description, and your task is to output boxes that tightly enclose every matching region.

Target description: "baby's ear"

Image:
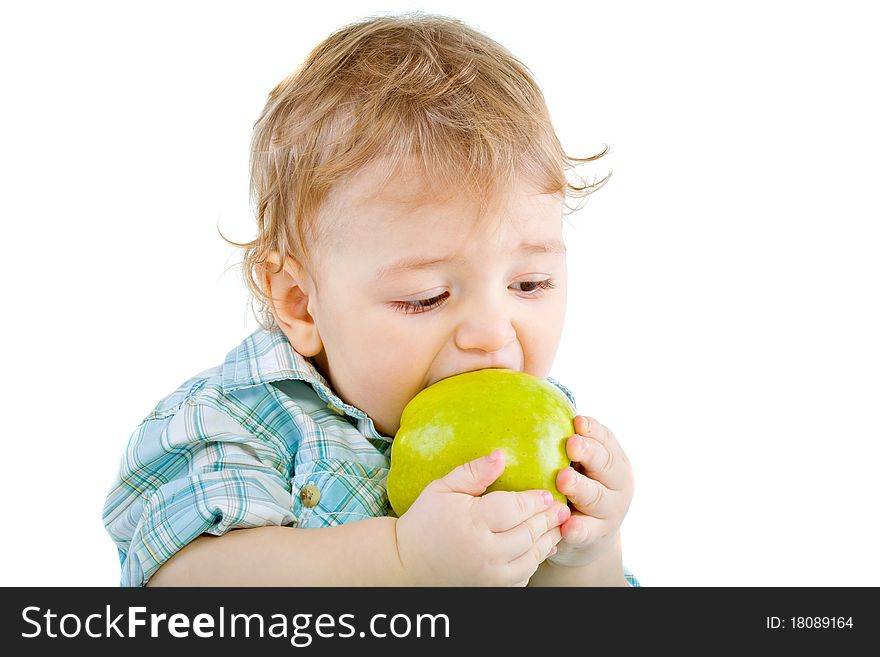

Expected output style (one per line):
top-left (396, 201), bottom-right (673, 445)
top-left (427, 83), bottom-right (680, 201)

top-left (262, 252), bottom-right (323, 357)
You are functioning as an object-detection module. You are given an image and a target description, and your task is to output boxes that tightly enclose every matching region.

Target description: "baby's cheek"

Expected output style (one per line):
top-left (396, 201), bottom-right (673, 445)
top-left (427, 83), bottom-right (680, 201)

top-left (520, 316), bottom-right (565, 377)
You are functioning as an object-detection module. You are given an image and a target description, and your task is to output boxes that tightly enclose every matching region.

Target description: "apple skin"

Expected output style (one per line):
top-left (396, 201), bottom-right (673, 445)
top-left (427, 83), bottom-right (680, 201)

top-left (387, 368), bottom-right (576, 517)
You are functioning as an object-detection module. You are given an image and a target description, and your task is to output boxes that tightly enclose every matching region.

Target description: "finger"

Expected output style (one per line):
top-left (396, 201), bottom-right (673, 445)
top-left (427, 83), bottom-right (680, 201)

top-left (478, 488), bottom-right (555, 532)
top-left (570, 416), bottom-right (632, 490)
top-left (560, 511), bottom-right (617, 547)
top-left (575, 416), bottom-right (627, 461)
top-left (431, 449), bottom-right (505, 497)
top-left (564, 434), bottom-right (627, 491)
top-left (506, 524), bottom-right (563, 583)
top-left (556, 466), bottom-right (614, 518)
top-left (496, 502), bottom-right (570, 557)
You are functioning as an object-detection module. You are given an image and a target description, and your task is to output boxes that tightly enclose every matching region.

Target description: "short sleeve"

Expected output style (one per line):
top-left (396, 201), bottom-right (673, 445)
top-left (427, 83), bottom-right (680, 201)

top-left (102, 396), bottom-right (301, 587)
top-left (289, 411), bottom-right (391, 528)
top-left (624, 568), bottom-right (641, 587)
top-left (546, 376), bottom-right (577, 409)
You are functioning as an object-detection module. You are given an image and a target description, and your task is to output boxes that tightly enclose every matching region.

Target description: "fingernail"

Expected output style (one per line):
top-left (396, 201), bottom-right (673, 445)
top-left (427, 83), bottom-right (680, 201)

top-left (487, 449), bottom-right (502, 463)
top-left (579, 416), bottom-right (591, 433)
top-left (557, 505), bottom-right (570, 523)
top-left (540, 490), bottom-right (553, 507)
top-left (548, 546), bottom-right (557, 556)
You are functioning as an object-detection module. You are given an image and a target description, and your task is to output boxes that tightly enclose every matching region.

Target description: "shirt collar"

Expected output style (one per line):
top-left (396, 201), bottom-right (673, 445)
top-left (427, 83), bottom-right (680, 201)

top-left (221, 326), bottom-right (391, 443)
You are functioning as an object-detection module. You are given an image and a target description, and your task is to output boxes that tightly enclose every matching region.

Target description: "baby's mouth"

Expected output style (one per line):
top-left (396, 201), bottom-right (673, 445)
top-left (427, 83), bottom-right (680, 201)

top-left (426, 365), bottom-right (522, 389)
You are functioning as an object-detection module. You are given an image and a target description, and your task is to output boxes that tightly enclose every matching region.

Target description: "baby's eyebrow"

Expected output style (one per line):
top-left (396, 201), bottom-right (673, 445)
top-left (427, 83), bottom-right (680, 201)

top-left (375, 239), bottom-right (566, 279)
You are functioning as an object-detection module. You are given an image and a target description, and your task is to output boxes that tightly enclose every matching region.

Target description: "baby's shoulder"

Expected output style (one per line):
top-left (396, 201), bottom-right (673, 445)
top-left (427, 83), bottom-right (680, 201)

top-left (140, 365), bottom-right (224, 423)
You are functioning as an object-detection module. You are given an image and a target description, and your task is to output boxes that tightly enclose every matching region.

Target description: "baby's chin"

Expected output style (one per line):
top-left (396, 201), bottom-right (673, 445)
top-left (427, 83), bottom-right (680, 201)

top-left (374, 418), bottom-right (400, 439)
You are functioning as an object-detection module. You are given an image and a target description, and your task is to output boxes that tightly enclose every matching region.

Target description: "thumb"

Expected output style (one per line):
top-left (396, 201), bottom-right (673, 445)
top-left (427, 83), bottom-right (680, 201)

top-left (434, 449), bottom-right (505, 497)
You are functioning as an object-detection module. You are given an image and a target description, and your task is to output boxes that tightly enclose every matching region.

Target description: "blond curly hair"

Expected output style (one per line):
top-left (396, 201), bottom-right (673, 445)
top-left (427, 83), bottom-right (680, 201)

top-left (223, 12), bottom-right (608, 329)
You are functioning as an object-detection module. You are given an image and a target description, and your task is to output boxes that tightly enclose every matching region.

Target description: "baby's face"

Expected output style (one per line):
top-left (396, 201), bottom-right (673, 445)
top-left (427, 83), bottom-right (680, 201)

top-left (287, 162), bottom-right (567, 437)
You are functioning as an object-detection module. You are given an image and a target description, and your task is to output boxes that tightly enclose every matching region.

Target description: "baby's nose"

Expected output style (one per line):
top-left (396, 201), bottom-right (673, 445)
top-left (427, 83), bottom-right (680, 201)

top-left (453, 313), bottom-right (517, 354)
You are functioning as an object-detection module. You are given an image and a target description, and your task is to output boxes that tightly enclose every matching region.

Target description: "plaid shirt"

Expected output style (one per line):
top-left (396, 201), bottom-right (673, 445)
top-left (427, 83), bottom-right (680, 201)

top-left (103, 326), bottom-right (640, 587)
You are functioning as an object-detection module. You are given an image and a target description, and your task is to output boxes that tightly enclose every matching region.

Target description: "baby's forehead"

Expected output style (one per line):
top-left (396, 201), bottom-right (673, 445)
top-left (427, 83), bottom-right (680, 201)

top-left (332, 162), bottom-right (458, 214)
top-left (311, 160), bottom-right (564, 272)
top-left (329, 186), bottom-right (528, 252)
top-left (327, 159), bottom-right (551, 226)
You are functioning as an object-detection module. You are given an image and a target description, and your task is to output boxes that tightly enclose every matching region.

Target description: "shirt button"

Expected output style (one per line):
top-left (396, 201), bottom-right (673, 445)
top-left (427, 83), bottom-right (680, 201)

top-left (300, 483), bottom-right (321, 508)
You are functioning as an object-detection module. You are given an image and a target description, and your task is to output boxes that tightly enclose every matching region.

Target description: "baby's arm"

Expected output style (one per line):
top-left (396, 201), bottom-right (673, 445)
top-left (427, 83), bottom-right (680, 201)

top-left (527, 531), bottom-right (628, 586)
top-left (149, 450), bottom-right (567, 586)
top-left (148, 517), bottom-right (404, 586)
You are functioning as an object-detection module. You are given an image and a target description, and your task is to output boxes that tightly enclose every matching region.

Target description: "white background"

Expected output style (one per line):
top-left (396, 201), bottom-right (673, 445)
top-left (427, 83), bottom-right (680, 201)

top-left (1, 0), bottom-right (877, 586)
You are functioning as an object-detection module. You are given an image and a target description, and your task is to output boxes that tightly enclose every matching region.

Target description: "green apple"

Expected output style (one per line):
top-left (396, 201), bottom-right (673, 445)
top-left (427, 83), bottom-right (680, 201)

top-left (387, 368), bottom-right (576, 516)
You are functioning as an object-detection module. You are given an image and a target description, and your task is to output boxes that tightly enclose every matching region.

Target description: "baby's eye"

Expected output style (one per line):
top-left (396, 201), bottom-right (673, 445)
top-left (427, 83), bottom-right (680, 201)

top-left (390, 291), bottom-right (451, 315)
top-left (514, 279), bottom-right (556, 294)
top-left (390, 279), bottom-right (556, 315)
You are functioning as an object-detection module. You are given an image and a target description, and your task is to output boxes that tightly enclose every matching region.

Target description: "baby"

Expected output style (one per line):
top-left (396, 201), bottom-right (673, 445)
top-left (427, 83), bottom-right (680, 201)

top-left (102, 12), bottom-right (637, 587)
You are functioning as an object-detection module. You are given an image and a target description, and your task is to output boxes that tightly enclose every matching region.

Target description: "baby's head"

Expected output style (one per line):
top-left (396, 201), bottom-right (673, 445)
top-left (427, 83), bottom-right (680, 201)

top-left (233, 13), bottom-right (607, 436)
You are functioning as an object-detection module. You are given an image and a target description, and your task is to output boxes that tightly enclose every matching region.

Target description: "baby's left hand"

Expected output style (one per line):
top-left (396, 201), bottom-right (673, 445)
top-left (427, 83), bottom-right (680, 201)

top-left (548, 415), bottom-right (634, 568)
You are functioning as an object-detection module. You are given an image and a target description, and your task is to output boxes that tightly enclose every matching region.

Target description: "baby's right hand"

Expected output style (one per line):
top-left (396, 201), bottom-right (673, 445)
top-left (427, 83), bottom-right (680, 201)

top-left (393, 449), bottom-right (570, 586)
